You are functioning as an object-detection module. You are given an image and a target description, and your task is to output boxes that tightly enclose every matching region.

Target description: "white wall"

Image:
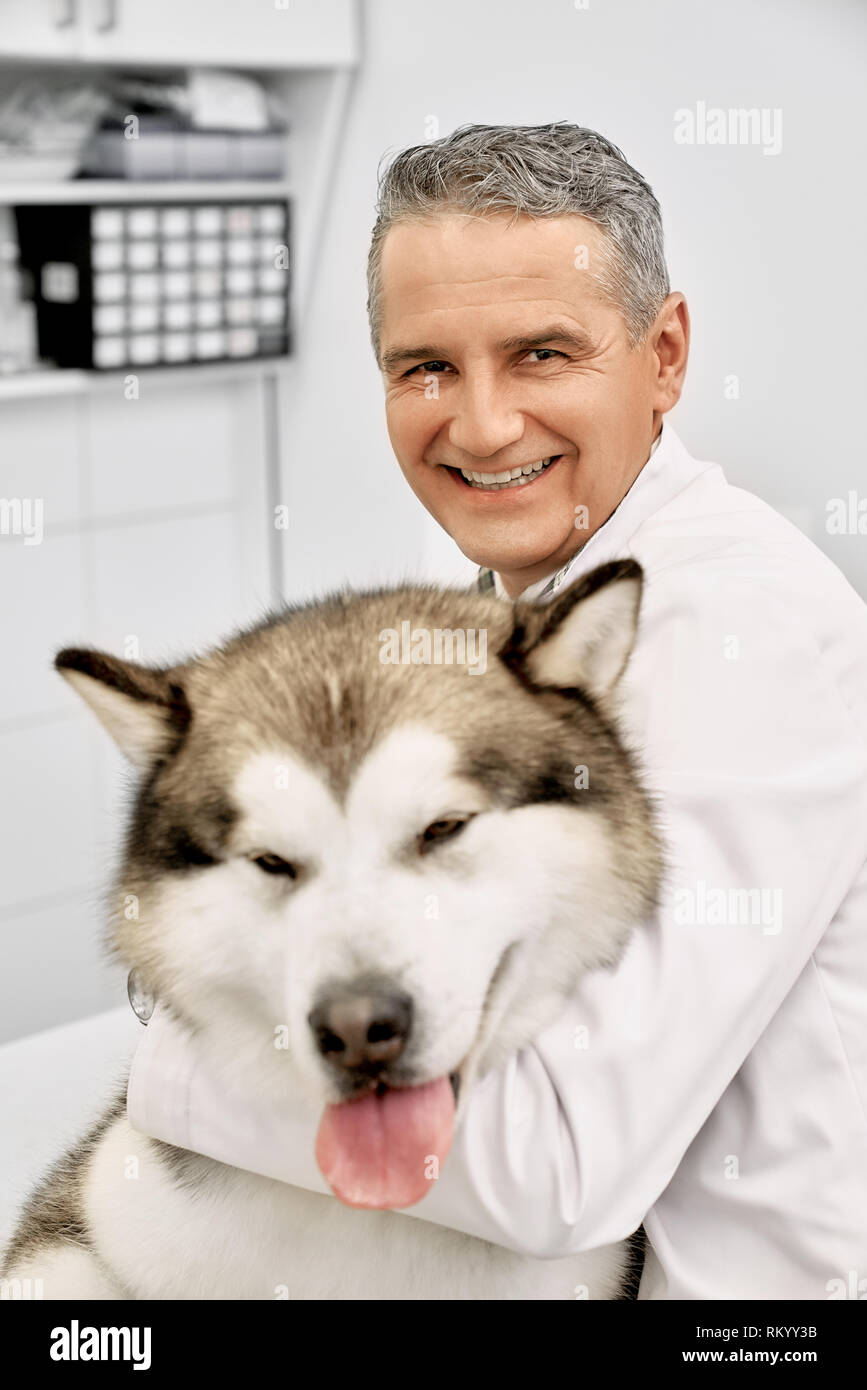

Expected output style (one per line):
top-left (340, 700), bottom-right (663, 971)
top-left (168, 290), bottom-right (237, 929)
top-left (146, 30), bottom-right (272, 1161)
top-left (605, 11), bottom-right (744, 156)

top-left (0, 374), bottom-right (272, 1044)
top-left (280, 0), bottom-right (867, 600)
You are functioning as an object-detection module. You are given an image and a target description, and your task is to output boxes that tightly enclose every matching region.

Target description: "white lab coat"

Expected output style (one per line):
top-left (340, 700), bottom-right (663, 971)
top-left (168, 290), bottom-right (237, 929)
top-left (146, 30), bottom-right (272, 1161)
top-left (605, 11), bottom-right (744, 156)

top-left (128, 422), bottom-right (867, 1299)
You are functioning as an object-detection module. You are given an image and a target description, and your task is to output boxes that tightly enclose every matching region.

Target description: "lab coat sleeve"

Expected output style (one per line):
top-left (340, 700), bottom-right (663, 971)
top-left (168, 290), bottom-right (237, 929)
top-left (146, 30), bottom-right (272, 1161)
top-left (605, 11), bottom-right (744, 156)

top-left (126, 561), bottom-right (867, 1259)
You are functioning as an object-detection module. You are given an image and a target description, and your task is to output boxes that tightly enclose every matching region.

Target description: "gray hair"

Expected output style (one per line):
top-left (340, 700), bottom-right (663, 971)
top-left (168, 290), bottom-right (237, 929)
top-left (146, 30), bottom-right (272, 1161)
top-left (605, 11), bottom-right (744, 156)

top-left (367, 122), bottom-right (669, 365)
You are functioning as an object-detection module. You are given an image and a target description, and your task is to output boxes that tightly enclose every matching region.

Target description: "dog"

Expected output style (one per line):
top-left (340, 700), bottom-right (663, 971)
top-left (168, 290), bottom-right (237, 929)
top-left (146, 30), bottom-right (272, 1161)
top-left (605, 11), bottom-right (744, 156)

top-left (1, 558), bottom-right (661, 1299)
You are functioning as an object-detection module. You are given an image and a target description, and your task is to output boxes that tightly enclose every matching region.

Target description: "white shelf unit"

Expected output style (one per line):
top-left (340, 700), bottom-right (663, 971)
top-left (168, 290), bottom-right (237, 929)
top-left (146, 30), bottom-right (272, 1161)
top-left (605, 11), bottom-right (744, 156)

top-left (1, 180), bottom-right (293, 204)
top-left (0, 355), bottom-right (291, 400)
top-left (0, 30), bottom-right (362, 589)
top-left (0, 1), bottom-right (362, 1041)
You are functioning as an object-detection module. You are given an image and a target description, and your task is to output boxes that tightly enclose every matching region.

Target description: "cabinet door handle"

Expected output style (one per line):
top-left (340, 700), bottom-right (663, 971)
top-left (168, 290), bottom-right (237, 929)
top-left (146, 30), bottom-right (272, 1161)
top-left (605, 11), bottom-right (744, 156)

top-left (53, 0), bottom-right (76, 28)
top-left (94, 0), bottom-right (118, 32)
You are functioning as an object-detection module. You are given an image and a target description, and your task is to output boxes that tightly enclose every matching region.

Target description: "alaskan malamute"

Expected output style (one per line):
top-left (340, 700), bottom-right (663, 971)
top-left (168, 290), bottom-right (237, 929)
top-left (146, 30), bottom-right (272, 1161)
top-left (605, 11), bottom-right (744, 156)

top-left (2, 559), bottom-right (661, 1299)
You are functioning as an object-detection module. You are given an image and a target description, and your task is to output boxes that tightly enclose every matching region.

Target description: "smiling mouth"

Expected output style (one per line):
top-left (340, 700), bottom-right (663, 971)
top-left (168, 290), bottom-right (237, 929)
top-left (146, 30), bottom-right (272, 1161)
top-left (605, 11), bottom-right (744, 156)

top-left (447, 455), bottom-right (562, 491)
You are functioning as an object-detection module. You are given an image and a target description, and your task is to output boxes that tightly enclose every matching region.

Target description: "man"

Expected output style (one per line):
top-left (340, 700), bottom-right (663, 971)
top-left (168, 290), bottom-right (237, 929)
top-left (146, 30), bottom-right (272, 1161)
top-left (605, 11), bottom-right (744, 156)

top-left (128, 124), bottom-right (867, 1298)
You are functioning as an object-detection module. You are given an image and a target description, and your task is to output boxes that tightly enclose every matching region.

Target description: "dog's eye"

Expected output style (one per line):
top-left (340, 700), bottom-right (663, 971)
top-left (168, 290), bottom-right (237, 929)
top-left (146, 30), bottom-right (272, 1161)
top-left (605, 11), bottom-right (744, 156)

top-left (251, 853), bottom-right (298, 878)
top-left (418, 817), bottom-right (472, 852)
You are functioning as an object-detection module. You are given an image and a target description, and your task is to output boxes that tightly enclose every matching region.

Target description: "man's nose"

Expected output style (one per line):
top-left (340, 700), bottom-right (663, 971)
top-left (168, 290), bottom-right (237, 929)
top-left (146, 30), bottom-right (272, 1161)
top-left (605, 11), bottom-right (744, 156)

top-left (447, 379), bottom-right (525, 459)
top-left (308, 987), bottom-right (413, 1074)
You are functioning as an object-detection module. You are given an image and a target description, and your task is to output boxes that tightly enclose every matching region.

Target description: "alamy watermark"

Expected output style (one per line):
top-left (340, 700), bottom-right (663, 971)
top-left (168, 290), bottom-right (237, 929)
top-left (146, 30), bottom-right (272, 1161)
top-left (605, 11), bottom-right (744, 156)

top-left (672, 880), bottom-right (783, 935)
top-left (49, 1320), bottom-right (151, 1370)
top-left (1, 1276), bottom-right (44, 1299)
top-left (826, 491), bottom-right (867, 535)
top-left (674, 102), bottom-right (782, 156)
top-left (379, 623), bottom-right (487, 676)
top-left (0, 497), bottom-right (43, 545)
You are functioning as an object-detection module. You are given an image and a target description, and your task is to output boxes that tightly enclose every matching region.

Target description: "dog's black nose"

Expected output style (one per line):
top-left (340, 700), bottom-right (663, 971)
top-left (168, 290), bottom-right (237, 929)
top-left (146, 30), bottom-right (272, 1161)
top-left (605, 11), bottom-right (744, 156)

top-left (308, 988), bottom-right (413, 1073)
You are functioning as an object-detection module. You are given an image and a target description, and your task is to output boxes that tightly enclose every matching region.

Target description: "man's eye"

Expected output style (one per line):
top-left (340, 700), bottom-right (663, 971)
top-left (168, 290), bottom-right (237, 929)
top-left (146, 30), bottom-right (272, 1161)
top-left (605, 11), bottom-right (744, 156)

top-left (525, 348), bottom-right (565, 363)
top-left (251, 853), bottom-right (298, 877)
top-left (405, 360), bottom-right (451, 377)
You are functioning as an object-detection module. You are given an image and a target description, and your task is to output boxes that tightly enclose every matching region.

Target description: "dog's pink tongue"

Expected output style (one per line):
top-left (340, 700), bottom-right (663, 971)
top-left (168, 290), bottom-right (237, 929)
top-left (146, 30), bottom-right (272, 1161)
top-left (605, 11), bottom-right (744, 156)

top-left (315, 1077), bottom-right (455, 1209)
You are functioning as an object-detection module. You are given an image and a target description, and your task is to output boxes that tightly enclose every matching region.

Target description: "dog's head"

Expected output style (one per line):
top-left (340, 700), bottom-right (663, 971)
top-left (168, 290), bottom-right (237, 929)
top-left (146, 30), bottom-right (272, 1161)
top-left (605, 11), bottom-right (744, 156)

top-left (58, 560), bottom-right (660, 1209)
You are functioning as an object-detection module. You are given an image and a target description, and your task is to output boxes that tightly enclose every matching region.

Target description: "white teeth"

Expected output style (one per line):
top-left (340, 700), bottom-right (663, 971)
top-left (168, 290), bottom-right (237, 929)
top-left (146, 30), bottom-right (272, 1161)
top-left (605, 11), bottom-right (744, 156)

top-left (458, 458), bottom-right (556, 490)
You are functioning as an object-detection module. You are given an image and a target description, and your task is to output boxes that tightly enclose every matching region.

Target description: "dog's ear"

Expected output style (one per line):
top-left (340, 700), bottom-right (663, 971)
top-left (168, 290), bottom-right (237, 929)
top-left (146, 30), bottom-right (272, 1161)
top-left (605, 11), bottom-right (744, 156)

top-left (55, 648), bottom-right (191, 769)
top-left (500, 559), bottom-right (643, 702)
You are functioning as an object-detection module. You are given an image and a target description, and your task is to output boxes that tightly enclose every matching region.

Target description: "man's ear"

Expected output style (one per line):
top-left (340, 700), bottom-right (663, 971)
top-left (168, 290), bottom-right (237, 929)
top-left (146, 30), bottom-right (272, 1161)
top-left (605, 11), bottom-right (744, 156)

top-left (55, 648), bottom-right (191, 770)
top-left (499, 559), bottom-right (644, 703)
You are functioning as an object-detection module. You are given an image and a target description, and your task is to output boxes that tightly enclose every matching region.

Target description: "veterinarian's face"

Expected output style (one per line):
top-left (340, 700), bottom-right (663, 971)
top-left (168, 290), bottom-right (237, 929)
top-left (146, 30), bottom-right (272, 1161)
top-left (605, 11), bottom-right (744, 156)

top-left (379, 211), bottom-right (686, 597)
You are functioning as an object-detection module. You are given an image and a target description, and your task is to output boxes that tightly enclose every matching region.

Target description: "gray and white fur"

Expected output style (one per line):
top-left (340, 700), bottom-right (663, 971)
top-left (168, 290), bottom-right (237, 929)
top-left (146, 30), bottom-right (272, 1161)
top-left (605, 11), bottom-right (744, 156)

top-left (2, 559), bottom-right (661, 1300)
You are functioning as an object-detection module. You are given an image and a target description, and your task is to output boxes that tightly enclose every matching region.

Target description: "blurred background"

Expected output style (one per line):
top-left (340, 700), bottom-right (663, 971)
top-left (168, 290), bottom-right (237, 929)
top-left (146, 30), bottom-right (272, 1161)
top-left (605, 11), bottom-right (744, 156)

top-left (0, 0), bottom-right (865, 1046)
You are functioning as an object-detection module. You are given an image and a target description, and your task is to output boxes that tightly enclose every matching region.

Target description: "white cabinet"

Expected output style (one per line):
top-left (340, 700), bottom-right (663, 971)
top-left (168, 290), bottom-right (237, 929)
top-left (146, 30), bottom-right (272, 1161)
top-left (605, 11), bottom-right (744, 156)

top-left (0, 0), bottom-right (79, 59)
top-left (86, 379), bottom-right (238, 520)
top-left (80, 0), bottom-right (357, 67)
top-left (0, 0), bottom-right (358, 67)
top-left (0, 370), bottom-right (274, 893)
top-left (0, 531), bottom-right (86, 722)
top-left (0, 716), bottom-right (98, 911)
top-left (0, 888), bottom-right (126, 1042)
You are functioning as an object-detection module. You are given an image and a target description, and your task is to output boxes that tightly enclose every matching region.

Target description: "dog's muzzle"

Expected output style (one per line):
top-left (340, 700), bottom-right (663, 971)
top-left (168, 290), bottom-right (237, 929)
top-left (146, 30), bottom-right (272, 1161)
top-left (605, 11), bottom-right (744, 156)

top-left (307, 982), bottom-right (461, 1101)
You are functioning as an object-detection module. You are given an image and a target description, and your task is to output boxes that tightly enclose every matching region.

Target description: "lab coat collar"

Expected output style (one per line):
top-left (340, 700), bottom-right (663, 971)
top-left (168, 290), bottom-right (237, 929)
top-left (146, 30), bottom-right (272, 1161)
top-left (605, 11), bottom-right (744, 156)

top-left (480, 421), bottom-right (716, 603)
